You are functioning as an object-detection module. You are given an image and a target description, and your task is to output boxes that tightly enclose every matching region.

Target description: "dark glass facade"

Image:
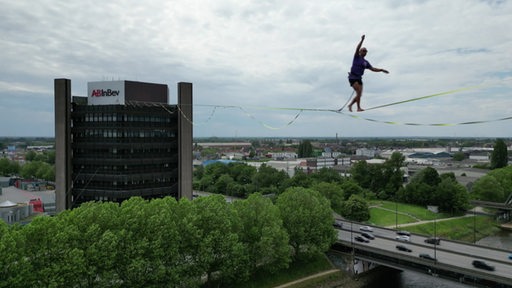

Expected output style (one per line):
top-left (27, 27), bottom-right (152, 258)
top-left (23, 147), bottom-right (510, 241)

top-left (70, 102), bottom-right (179, 207)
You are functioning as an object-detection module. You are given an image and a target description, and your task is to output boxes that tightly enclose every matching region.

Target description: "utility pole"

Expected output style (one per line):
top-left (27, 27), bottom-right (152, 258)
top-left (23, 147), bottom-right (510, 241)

top-left (395, 197), bottom-right (398, 230)
top-left (434, 214), bottom-right (437, 261)
top-left (473, 206), bottom-right (476, 244)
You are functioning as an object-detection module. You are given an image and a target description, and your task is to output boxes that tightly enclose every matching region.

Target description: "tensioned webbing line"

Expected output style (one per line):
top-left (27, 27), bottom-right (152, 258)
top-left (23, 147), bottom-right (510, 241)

top-left (176, 103), bottom-right (306, 130)
top-left (168, 84), bottom-right (511, 129)
top-left (364, 85), bottom-right (481, 111)
top-left (194, 84), bottom-right (482, 114)
top-left (345, 114), bottom-right (512, 126)
top-left (191, 103), bottom-right (512, 128)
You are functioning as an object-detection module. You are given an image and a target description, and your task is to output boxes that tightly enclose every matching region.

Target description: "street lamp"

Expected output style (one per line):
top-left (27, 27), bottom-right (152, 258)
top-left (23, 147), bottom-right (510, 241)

top-left (350, 220), bottom-right (353, 249)
top-left (433, 213), bottom-right (437, 261)
top-left (473, 206), bottom-right (476, 244)
top-left (395, 197), bottom-right (398, 230)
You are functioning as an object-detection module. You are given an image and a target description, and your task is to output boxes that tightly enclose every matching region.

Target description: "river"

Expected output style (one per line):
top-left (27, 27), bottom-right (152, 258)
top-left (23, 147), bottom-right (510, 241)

top-left (330, 230), bottom-right (512, 287)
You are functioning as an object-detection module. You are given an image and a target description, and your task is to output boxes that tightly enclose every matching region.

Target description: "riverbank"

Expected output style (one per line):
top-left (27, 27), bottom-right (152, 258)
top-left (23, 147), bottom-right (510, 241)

top-left (500, 222), bottom-right (512, 231)
top-left (274, 262), bottom-right (402, 288)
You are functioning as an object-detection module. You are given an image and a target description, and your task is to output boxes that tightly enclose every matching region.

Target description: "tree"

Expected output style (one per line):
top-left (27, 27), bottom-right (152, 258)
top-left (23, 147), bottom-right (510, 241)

top-left (382, 152), bottom-right (406, 198)
top-left (192, 195), bottom-right (249, 286)
top-left (310, 167), bottom-right (343, 184)
top-left (410, 166), bottom-right (441, 187)
top-left (400, 181), bottom-right (435, 206)
top-left (174, 198), bottom-right (207, 287)
top-left (311, 182), bottom-right (345, 214)
top-left (276, 187), bottom-right (337, 259)
top-left (0, 223), bottom-right (29, 288)
top-left (143, 197), bottom-right (185, 287)
top-left (0, 158), bottom-right (9, 176)
top-left (440, 172), bottom-right (456, 182)
top-left (64, 202), bottom-right (122, 287)
top-left (297, 140), bottom-right (313, 158)
top-left (485, 166), bottom-right (512, 201)
top-left (213, 174), bottom-right (235, 195)
top-left (204, 162), bottom-right (229, 182)
top-left (20, 161), bottom-right (40, 179)
top-left (45, 150), bottom-right (56, 165)
top-left (20, 215), bottom-right (86, 287)
top-left (350, 160), bottom-right (371, 188)
top-left (115, 197), bottom-right (160, 287)
top-left (471, 175), bottom-right (505, 202)
top-left (34, 153), bottom-right (48, 162)
top-left (36, 162), bottom-right (54, 181)
top-left (432, 178), bottom-right (469, 214)
top-left (233, 193), bottom-right (291, 274)
top-left (452, 151), bottom-right (466, 161)
top-left (282, 168), bottom-right (313, 189)
top-left (349, 160), bottom-right (387, 194)
top-left (227, 182), bottom-right (247, 198)
top-left (0, 158), bottom-right (20, 176)
top-left (491, 138), bottom-right (508, 170)
top-left (193, 164), bottom-right (205, 179)
top-left (25, 150), bottom-right (36, 161)
top-left (197, 174), bottom-right (215, 192)
top-left (340, 194), bottom-right (370, 222)
top-left (233, 164), bottom-right (257, 185)
top-left (340, 180), bottom-right (363, 200)
top-left (252, 163), bottom-right (289, 193)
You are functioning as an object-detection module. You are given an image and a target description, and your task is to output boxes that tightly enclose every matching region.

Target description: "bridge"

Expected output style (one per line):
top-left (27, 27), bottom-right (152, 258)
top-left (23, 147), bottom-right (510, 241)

top-left (470, 195), bottom-right (512, 222)
top-left (471, 200), bottom-right (512, 211)
top-left (332, 220), bottom-right (512, 287)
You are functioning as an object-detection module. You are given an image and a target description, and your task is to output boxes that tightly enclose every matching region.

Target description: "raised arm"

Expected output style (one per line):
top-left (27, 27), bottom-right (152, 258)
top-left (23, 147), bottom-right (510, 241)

top-left (355, 35), bottom-right (365, 56)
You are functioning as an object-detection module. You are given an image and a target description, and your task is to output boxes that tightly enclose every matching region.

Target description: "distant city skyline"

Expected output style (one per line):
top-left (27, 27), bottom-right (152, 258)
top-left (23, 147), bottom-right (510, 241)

top-left (1, 1), bottom-right (511, 138)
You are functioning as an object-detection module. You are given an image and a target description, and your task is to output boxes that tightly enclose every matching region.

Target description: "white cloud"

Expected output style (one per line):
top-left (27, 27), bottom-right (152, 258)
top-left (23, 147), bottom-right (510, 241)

top-left (0, 0), bottom-right (511, 137)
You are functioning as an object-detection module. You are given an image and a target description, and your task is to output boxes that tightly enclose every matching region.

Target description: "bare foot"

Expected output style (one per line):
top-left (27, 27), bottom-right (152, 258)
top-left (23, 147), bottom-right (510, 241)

top-left (348, 106), bottom-right (352, 112)
top-left (357, 108), bottom-right (365, 112)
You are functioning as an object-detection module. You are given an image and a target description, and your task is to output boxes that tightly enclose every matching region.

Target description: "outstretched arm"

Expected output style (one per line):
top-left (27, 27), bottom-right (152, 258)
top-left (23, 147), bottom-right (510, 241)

top-left (369, 67), bottom-right (389, 74)
top-left (355, 35), bottom-right (365, 56)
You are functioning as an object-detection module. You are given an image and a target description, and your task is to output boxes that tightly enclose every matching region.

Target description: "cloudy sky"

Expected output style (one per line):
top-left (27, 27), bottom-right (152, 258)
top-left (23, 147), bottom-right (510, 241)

top-left (1, 0), bottom-right (511, 138)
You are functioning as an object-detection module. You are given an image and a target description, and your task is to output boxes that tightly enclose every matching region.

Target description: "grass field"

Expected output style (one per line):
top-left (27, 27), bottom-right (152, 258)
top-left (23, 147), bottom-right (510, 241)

top-left (368, 207), bottom-right (417, 227)
top-left (366, 200), bottom-right (501, 242)
top-left (375, 200), bottom-right (452, 219)
top-left (231, 254), bottom-right (341, 288)
top-left (404, 216), bottom-right (500, 242)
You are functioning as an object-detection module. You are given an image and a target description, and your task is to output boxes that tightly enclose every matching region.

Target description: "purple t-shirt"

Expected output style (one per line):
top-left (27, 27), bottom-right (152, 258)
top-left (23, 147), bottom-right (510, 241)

top-left (349, 55), bottom-right (372, 80)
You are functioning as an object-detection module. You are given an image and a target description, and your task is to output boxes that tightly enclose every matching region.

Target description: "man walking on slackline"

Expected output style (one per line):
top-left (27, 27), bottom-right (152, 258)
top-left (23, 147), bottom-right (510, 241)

top-left (347, 35), bottom-right (389, 112)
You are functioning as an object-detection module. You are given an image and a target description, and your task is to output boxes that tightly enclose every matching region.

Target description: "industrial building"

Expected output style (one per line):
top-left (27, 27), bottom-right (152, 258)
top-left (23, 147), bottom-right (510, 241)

top-left (54, 79), bottom-right (193, 212)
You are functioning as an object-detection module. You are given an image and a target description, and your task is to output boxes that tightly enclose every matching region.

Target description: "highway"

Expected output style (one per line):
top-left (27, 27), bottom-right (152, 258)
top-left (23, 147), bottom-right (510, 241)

top-left (335, 220), bottom-right (512, 281)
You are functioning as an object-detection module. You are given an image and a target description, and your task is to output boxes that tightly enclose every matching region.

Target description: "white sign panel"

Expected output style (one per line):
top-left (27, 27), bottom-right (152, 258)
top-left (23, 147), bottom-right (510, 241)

top-left (87, 81), bottom-right (125, 105)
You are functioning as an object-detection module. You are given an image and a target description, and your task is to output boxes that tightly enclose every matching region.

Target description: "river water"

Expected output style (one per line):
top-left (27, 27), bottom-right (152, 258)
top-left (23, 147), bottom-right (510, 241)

top-left (331, 230), bottom-right (512, 287)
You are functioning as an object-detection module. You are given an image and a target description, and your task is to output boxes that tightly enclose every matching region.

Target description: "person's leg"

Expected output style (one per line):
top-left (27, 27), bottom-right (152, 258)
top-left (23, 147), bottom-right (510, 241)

top-left (348, 82), bottom-right (362, 112)
top-left (356, 83), bottom-right (364, 111)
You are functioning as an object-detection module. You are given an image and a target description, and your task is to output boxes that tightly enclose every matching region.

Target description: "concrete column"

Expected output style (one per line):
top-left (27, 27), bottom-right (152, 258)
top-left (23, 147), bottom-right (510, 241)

top-left (177, 82), bottom-right (193, 200)
top-left (54, 79), bottom-right (72, 211)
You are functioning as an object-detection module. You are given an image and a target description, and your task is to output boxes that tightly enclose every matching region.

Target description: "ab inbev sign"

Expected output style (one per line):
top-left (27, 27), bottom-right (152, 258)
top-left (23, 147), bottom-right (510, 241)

top-left (87, 81), bottom-right (125, 105)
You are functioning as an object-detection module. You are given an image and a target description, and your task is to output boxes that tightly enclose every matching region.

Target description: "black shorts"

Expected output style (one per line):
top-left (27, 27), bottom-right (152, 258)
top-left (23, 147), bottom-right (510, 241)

top-left (349, 79), bottom-right (363, 86)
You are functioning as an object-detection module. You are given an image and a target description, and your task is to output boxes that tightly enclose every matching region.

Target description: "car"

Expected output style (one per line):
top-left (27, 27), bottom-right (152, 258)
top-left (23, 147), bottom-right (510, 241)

top-left (396, 230), bottom-right (411, 236)
top-left (395, 235), bottom-right (410, 242)
top-left (333, 220), bottom-right (343, 229)
top-left (359, 225), bottom-right (373, 232)
top-left (419, 253), bottom-right (436, 261)
top-left (424, 237), bottom-right (441, 245)
top-left (396, 245), bottom-right (412, 252)
top-left (509, 254), bottom-right (512, 260)
top-left (360, 232), bottom-right (375, 240)
top-left (472, 260), bottom-right (495, 271)
top-left (354, 236), bottom-right (369, 243)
